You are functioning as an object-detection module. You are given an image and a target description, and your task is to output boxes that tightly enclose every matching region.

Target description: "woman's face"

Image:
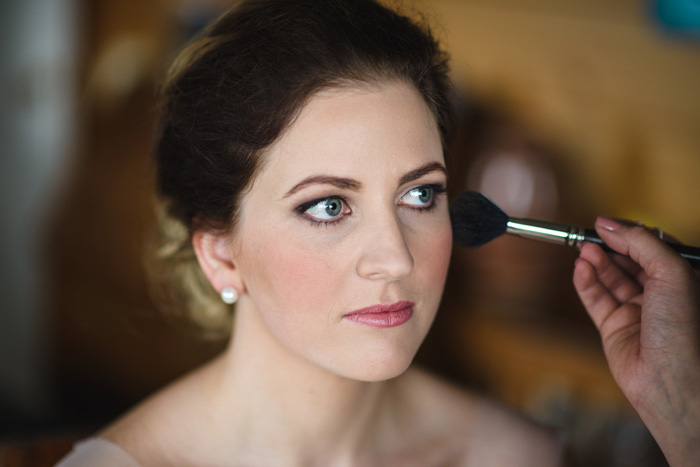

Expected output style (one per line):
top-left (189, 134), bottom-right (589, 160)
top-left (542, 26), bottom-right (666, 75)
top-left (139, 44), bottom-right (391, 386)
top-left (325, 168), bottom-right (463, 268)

top-left (228, 81), bottom-right (452, 381)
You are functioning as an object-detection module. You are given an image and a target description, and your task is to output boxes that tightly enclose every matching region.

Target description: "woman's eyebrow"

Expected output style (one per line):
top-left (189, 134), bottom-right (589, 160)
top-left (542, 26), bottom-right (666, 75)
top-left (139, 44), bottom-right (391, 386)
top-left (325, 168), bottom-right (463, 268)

top-left (283, 175), bottom-right (362, 198)
top-left (398, 162), bottom-right (447, 186)
top-left (283, 162), bottom-right (446, 199)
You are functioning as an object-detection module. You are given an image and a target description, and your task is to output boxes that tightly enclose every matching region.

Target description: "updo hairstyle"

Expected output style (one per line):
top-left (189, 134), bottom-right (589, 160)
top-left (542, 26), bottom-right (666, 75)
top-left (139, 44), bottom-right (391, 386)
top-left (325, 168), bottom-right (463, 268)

top-left (150, 0), bottom-right (454, 337)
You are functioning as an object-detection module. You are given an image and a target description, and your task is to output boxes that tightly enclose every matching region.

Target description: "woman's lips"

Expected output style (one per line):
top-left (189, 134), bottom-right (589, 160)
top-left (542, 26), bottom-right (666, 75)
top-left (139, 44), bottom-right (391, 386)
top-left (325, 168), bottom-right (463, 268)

top-left (343, 301), bottom-right (414, 328)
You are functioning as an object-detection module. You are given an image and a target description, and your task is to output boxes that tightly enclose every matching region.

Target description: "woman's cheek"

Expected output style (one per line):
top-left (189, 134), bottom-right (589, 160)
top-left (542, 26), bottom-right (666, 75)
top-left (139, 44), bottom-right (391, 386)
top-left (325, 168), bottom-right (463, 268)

top-left (247, 234), bottom-right (342, 316)
top-left (420, 217), bottom-right (453, 286)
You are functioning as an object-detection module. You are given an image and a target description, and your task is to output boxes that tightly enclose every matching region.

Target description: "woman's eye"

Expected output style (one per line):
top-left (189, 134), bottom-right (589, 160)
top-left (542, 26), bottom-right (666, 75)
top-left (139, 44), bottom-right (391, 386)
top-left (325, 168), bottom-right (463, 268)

top-left (401, 186), bottom-right (434, 207)
top-left (302, 196), bottom-right (347, 222)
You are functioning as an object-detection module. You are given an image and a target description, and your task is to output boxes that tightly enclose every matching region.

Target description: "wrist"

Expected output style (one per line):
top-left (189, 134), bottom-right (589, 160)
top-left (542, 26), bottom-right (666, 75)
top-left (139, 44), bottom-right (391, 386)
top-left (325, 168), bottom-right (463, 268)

top-left (634, 376), bottom-right (700, 466)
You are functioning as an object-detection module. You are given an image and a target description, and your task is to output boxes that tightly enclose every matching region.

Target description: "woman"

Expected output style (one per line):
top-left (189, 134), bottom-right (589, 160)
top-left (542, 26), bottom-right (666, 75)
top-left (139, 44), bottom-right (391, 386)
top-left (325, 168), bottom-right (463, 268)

top-left (57, 0), bottom-right (700, 465)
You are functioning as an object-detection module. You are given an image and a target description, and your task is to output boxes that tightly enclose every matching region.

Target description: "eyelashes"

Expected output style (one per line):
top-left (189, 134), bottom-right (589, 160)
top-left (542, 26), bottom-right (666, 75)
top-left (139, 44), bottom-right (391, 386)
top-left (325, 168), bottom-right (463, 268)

top-left (400, 184), bottom-right (447, 210)
top-left (295, 183), bottom-right (447, 227)
top-left (296, 196), bottom-right (349, 224)
top-left (295, 196), bottom-right (350, 227)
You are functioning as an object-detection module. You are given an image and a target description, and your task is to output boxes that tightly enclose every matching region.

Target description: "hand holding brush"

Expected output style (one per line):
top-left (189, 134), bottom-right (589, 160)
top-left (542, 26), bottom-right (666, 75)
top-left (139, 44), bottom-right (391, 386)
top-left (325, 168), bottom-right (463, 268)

top-left (450, 190), bottom-right (700, 464)
top-left (574, 217), bottom-right (700, 466)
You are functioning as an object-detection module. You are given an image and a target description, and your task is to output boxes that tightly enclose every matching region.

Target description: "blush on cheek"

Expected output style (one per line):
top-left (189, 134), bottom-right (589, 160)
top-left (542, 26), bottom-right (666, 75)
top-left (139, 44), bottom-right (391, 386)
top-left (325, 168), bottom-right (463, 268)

top-left (247, 235), bottom-right (341, 321)
top-left (424, 224), bottom-right (453, 286)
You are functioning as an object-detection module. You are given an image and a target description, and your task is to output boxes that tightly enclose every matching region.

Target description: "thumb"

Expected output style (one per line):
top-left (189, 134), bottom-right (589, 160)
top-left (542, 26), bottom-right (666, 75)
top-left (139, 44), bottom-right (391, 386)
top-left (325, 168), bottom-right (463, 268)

top-left (594, 217), bottom-right (691, 282)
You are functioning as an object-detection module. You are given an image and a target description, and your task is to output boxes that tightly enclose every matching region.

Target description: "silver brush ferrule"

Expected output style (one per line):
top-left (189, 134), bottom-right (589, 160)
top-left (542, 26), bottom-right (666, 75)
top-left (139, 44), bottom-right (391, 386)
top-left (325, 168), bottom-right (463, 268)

top-left (506, 218), bottom-right (586, 247)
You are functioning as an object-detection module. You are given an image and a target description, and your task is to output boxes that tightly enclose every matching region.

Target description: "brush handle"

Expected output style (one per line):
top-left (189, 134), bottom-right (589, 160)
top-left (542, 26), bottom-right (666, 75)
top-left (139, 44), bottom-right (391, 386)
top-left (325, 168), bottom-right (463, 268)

top-left (506, 218), bottom-right (700, 269)
top-left (581, 228), bottom-right (700, 269)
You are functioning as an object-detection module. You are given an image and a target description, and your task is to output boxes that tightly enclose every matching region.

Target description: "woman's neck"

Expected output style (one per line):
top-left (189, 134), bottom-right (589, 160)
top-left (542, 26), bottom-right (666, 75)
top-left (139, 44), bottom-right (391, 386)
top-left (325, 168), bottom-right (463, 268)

top-left (208, 300), bottom-right (398, 464)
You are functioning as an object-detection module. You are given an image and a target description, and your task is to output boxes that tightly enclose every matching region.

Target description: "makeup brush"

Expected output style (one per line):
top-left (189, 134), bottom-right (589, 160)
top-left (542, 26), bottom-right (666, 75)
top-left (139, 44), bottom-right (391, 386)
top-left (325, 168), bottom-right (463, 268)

top-left (450, 191), bottom-right (700, 269)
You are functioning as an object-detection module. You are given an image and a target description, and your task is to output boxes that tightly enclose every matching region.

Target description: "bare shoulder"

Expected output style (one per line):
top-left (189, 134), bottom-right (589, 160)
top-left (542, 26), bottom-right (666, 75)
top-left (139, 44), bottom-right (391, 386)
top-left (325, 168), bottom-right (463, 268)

top-left (98, 357), bottom-right (223, 464)
top-left (468, 397), bottom-right (565, 466)
top-left (394, 367), bottom-right (565, 466)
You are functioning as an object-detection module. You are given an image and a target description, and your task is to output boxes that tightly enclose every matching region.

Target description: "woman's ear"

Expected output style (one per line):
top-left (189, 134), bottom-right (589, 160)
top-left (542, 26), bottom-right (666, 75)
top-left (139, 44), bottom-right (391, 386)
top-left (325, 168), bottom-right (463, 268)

top-left (192, 230), bottom-right (244, 296)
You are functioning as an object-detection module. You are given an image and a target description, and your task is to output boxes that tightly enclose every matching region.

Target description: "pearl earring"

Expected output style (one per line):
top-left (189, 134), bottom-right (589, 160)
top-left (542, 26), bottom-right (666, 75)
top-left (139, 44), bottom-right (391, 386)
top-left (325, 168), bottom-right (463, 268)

top-left (220, 287), bottom-right (238, 304)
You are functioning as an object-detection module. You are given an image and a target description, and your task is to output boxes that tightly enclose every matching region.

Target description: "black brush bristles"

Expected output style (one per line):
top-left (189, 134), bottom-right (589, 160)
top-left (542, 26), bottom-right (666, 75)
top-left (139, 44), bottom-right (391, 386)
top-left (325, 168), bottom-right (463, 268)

top-left (450, 191), bottom-right (508, 248)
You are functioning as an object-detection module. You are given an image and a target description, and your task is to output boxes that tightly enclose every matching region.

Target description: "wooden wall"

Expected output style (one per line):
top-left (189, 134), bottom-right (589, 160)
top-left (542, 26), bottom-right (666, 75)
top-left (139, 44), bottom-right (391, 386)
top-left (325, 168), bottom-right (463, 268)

top-left (422, 0), bottom-right (700, 239)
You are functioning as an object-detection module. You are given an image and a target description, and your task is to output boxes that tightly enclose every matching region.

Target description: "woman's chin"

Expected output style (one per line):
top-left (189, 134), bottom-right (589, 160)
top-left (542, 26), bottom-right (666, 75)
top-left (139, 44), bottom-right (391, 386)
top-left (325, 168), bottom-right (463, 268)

top-left (357, 363), bottom-right (413, 382)
top-left (328, 348), bottom-right (417, 382)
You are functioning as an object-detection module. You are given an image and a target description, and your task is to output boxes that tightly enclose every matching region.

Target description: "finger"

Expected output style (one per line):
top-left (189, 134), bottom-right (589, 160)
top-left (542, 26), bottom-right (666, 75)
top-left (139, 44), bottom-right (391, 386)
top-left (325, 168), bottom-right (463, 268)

top-left (607, 219), bottom-right (678, 244)
top-left (573, 257), bottom-right (621, 331)
top-left (581, 242), bottom-right (650, 285)
top-left (609, 254), bottom-right (649, 285)
top-left (573, 258), bottom-right (643, 363)
top-left (579, 242), bottom-right (643, 304)
top-left (648, 226), bottom-right (682, 245)
top-left (594, 217), bottom-right (691, 282)
top-left (590, 220), bottom-right (676, 285)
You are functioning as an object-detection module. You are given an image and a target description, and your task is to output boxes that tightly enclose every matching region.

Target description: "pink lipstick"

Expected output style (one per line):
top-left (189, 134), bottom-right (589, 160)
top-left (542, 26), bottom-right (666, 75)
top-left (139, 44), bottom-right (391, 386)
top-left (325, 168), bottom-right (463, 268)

top-left (343, 301), bottom-right (414, 327)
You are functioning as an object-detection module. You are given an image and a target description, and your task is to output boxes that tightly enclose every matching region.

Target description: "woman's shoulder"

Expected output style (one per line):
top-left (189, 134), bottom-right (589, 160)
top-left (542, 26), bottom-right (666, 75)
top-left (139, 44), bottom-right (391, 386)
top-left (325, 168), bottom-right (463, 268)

top-left (467, 397), bottom-right (566, 466)
top-left (95, 357), bottom-right (223, 464)
top-left (55, 437), bottom-right (139, 467)
top-left (395, 367), bottom-right (565, 466)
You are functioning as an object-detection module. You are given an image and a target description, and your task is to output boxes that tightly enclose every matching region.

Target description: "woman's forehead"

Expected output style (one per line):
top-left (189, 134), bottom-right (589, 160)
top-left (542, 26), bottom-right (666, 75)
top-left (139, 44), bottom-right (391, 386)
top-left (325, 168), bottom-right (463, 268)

top-left (261, 82), bottom-right (442, 175)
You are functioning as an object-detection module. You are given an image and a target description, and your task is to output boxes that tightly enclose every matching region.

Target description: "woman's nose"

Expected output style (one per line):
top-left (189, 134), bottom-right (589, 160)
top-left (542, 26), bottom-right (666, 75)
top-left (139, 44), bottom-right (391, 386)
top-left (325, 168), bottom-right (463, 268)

top-left (355, 213), bottom-right (414, 281)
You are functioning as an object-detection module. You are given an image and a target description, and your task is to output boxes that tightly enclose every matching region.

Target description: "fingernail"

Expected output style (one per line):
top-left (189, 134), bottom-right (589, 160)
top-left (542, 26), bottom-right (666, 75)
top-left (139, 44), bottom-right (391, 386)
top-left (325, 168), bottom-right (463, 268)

top-left (596, 216), bottom-right (623, 231)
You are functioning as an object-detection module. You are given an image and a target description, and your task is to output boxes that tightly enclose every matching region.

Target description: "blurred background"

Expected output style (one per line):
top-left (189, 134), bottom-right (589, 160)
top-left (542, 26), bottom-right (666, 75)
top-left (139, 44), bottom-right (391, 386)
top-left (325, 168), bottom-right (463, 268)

top-left (0, 0), bottom-right (698, 465)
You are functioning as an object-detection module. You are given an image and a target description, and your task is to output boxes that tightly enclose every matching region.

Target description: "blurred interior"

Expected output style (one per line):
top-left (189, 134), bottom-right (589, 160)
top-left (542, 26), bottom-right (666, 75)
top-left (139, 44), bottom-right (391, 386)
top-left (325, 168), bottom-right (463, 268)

top-left (1, 0), bottom-right (698, 465)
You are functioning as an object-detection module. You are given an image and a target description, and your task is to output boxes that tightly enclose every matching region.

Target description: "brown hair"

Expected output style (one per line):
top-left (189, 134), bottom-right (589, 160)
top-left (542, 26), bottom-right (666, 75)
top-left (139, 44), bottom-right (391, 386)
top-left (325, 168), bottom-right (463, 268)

top-left (150, 0), bottom-right (454, 336)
